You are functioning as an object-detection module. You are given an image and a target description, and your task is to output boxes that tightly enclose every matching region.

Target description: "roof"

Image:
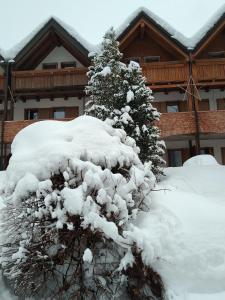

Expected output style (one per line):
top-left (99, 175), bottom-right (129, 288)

top-left (116, 5), bottom-right (225, 50)
top-left (116, 7), bottom-right (189, 52)
top-left (3, 16), bottom-right (95, 60)
top-left (1, 4), bottom-right (225, 59)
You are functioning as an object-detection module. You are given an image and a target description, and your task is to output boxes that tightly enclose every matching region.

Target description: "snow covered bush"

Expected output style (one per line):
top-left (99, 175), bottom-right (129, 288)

top-left (0, 116), bottom-right (165, 299)
top-left (85, 27), bottom-right (165, 177)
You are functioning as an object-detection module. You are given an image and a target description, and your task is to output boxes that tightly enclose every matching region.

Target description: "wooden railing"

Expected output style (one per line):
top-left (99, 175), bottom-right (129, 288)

top-left (194, 59), bottom-right (225, 82)
top-left (141, 61), bottom-right (189, 84)
top-left (12, 68), bottom-right (88, 91)
top-left (3, 59), bottom-right (225, 94)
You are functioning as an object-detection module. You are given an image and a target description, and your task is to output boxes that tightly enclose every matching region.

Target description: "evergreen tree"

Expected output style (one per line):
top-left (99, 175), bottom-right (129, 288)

top-left (85, 28), bottom-right (165, 177)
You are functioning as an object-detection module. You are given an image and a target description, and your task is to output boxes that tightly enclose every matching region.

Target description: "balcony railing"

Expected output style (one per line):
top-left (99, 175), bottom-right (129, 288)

top-left (12, 68), bottom-right (88, 92)
top-left (157, 112), bottom-right (196, 138)
top-left (3, 110), bottom-right (225, 143)
top-left (141, 61), bottom-right (189, 84)
top-left (194, 59), bottom-right (225, 82)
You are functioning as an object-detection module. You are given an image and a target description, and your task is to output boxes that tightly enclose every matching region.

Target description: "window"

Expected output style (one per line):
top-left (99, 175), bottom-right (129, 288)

top-left (25, 109), bottom-right (38, 120)
top-left (208, 51), bottom-right (225, 59)
top-left (200, 148), bottom-right (214, 155)
top-left (166, 102), bottom-right (179, 113)
top-left (42, 62), bottom-right (58, 70)
top-left (61, 61), bottom-right (77, 69)
top-left (217, 98), bottom-right (225, 110)
top-left (168, 150), bottom-right (183, 167)
top-left (144, 56), bottom-right (160, 63)
top-left (54, 108), bottom-right (65, 119)
top-left (199, 99), bottom-right (209, 111)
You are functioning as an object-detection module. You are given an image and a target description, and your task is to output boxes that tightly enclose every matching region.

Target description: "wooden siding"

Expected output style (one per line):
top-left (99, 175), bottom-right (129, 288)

top-left (123, 34), bottom-right (178, 62)
top-left (193, 59), bottom-right (225, 82)
top-left (142, 62), bottom-right (189, 84)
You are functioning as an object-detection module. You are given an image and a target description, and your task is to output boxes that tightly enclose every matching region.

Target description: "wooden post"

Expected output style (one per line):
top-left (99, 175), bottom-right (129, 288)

top-left (0, 60), bottom-right (13, 169)
top-left (189, 53), bottom-right (200, 155)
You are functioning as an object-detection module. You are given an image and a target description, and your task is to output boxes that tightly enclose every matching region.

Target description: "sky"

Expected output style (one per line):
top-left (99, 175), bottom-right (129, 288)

top-left (0, 0), bottom-right (225, 51)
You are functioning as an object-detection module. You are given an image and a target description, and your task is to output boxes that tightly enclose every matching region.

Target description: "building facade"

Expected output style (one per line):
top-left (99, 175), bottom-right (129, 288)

top-left (1, 9), bottom-right (225, 169)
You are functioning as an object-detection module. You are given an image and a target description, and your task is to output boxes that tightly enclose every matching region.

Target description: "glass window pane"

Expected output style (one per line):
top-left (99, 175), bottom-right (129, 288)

top-left (26, 109), bottom-right (38, 120)
top-left (167, 104), bottom-right (179, 113)
top-left (54, 109), bottom-right (65, 119)
top-left (169, 150), bottom-right (183, 167)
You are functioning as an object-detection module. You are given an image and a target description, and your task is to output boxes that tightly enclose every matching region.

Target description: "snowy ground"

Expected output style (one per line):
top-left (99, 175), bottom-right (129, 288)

top-left (137, 159), bottom-right (225, 300)
top-left (0, 159), bottom-right (225, 299)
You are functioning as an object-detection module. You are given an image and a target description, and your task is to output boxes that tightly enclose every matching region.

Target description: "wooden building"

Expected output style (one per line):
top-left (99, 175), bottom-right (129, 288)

top-left (1, 8), bottom-right (225, 169)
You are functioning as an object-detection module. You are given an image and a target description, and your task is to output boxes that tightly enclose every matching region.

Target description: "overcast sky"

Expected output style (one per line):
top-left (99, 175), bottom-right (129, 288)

top-left (0, 0), bottom-right (225, 50)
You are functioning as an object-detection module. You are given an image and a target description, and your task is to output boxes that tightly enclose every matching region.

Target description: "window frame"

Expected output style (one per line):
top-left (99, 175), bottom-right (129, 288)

top-left (144, 56), bottom-right (160, 63)
top-left (53, 107), bottom-right (66, 119)
top-left (167, 149), bottom-right (184, 167)
top-left (166, 101), bottom-right (180, 113)
top-left (24, 108), bottom-right (39, 120)
top-left (208, 51), bottom-right (225, 59)
top-left (42, 62), bottom-right (58, 70)
top-left (61, 61), bottom-right (77, 69)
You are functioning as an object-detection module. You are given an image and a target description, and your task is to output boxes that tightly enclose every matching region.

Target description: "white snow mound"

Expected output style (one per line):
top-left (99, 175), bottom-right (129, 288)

top-left (6, 116), bottom-right (139, 188)
top-left (183, 154), bottom-right (218, 167)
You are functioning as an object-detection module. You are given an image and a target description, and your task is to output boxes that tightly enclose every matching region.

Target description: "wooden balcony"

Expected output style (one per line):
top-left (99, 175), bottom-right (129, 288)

top-left (158, 112), bottom-right (196, 138)
top-left (141, 61), bottom-right (189, 86)
top-left (194, 59), bottom-right (225, 83)
top-left (198, 110), bottom-right (225, 135)
top-left (12, 68), bottom-right (88, 93)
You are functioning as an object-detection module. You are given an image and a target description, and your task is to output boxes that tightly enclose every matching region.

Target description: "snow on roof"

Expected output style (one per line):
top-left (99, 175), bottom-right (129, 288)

top-left (116, 6), bottom-right (189, 49)
top-left (3, 16), bottom-right (95, 60)
top-left (188, 3), bottom-right (225, 49)
top-left (2, 4), bottom-right (225, 59)
top-left (116, 4), bottom-right (225, 50)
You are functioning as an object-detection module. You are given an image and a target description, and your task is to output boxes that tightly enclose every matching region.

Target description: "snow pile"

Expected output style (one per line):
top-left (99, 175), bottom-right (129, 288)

top-left (183, 154), bottom-right (218, 167)
top-left (137, 162), bottom-right (225, 299)
top-left (0, 116), bottom-right (162, 298)
top-left (0, 117), bottom-right (224, 298)
top-left (6, 116), bottom-right (139, 188)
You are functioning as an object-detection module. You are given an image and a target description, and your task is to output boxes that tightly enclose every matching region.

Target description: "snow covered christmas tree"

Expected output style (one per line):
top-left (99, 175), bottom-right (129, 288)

top-left (86, 27), bottom-right (165, 177)
top-left (0, 116), bottom-right (165, 299)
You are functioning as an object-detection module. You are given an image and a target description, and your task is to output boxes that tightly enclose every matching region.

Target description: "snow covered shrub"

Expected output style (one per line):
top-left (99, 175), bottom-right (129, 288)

top-left (86, 27), bottom-right (165, 177)
top-left (0, 116), bottom-right (165, 299)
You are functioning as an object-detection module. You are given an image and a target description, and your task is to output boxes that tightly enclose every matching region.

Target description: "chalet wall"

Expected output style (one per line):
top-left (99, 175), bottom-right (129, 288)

top-left (13, 97), bottom-right (85, 120)
top-left (196, 30), bottom-right (225, 59)
top-left (123, 35), bottom-right (177, 62)
top-left (36, 46), bottom-right (84, 69)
